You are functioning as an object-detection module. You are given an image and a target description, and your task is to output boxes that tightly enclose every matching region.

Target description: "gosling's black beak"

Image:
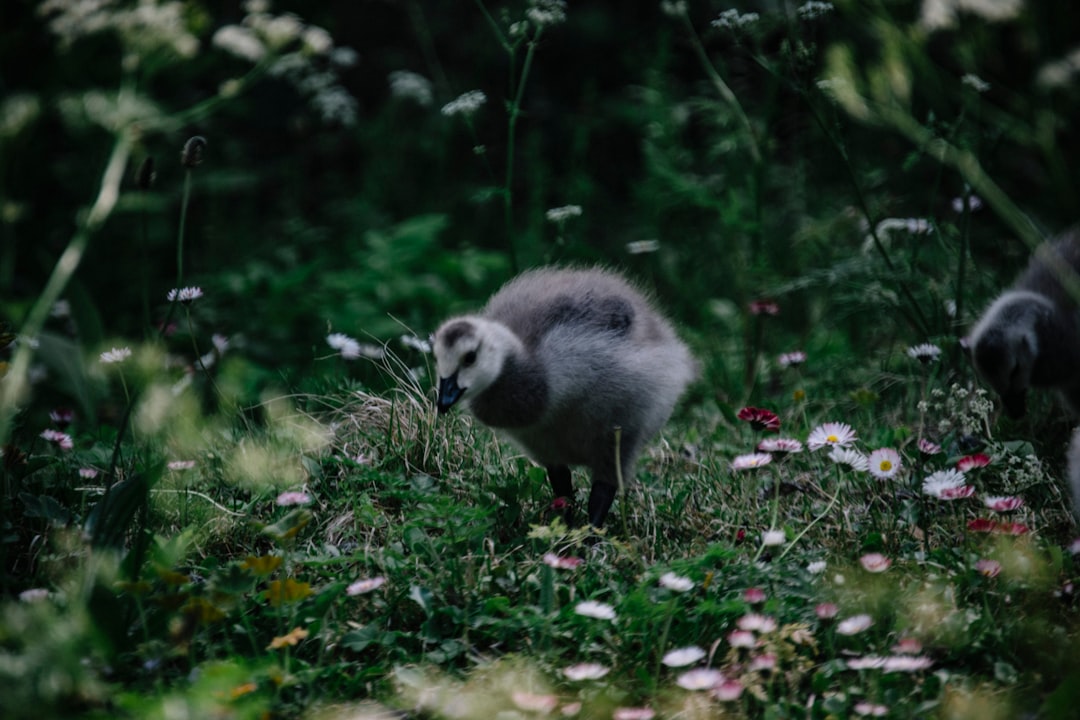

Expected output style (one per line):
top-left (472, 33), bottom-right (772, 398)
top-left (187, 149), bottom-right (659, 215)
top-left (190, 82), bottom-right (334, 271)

top-left (437, 373), bottom-right (465, 414)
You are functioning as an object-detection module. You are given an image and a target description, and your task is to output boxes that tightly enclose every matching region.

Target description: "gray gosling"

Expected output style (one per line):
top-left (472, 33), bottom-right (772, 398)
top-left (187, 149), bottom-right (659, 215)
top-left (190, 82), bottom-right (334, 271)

top-left (966, 231), bottom-right (1080, 522)
top-left (432, 266), bottom-right (697, 530)
top-left (966, 232), bottom-right (1080, 419)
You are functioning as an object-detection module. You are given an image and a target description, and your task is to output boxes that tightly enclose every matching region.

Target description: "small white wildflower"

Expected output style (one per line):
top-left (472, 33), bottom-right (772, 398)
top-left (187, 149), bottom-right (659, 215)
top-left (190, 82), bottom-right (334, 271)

top-left (961, 73), bottom-right (990, 92)
top-left (388, 70), bottom-right (433, 106)
top-left (276, 490), bottom-right (312, 506)
top-left (626, 239), bottom-right (660, 254)
top-left (400, 334), bottom-right (432, 353)
top-left (797, 1), bottom-right (834, 19)
top-left (807, 560), bottom-right (827, 574)
top-left (167, 286), bottom-right (203, 303)
top-left (761, 529), bottom-right (786, 546)
top-left (100, 346), bottom-right (132, 364)
top-left (660, 1), bottom-right (688, 17)
top-left (922, 469), bottom-right (968, 499)
top-left (213, 25), bottom-right (266, 63)
top-left (330, 46), bottom-right (359, 67)
top-left (545, 205), bottom-right (583, 223)
top-left (19, 588), bottom-right (50, 603)
top-left (347, 576), bottom-right (387, 595)
top-left (40, 429), bottom-right (73, 450)
top-left (828, 446), bottom-right (869, 472)
top-left (441, 90), bottom-right (487, 118)
top-left (662, 646), bottom-right (706, 667)
top-left (50, 299), bottom-right (71, 318)
top-left (658, 572), bottom-right (694, 592)
top-left (302, 25), bottom-right (333, 54)
top-left (676, 668), bottom-right (724, 690)
top-left (712, 9), bottom-right (760, 29)
top-left (168, 460), bottom-right (196, 470)
top-left (574, 600), bottom-right (617, 621)
top-left (907, 343), bottom-right (942, 363)
top-left (526, 0), bottom-right (567, 27)
top-left (562, 662), bottom-right (610, 681)
top-left (951, 194), bottom-right (983, 213)
top-left (327, 332), bottom-right (362, 360)
top-left (836, 614), bottom-right (874, 635)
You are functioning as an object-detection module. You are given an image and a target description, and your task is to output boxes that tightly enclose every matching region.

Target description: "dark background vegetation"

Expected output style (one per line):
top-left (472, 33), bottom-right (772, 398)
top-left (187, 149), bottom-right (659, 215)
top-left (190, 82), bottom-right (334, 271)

top-left (2, 0), bottom-right (1080, 425)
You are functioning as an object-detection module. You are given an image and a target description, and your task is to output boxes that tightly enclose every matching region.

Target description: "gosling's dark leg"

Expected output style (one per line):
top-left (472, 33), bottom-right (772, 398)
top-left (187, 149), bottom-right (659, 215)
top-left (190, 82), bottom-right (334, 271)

top-left (586, 482), bottom-right (618, 529)
top-left (547, 465), bottom-right (575, 525)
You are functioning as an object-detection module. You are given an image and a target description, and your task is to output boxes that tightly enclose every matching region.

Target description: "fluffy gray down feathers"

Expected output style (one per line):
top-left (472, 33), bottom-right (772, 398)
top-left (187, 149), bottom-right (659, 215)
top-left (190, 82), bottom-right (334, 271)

top-left (967, 230), bottom-right (1080, 521)
top-left (432, 266), bottom-right (697, 528)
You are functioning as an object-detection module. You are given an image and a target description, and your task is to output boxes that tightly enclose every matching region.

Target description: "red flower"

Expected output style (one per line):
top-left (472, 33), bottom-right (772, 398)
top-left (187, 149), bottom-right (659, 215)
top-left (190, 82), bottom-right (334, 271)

top-left (737, 407), bottom-right (780, 433)
top-left (967, 518), bottom-right (997, 533)
top-left (956, 453), bottom-right (991, 472)
top-left (550, 497), bottom-right (569, 511)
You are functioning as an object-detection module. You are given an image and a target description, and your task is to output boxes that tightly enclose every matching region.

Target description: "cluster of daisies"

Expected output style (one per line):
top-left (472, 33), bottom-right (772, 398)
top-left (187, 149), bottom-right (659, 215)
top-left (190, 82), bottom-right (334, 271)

top-left (531, 558), bottom-right (936, 717)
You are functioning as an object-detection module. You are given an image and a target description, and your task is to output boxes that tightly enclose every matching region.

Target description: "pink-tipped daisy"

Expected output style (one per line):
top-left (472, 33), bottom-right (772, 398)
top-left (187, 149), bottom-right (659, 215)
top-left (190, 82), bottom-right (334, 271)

top-left (938, 484), bottom-right (976, 500)
top-left (983, 495), bottom-right (1024, 512)
top-left (867, 448), bottom-right (902, 480)
top-left (828, 446), bottom-right (869, 472)
top-left (743, 587), bottom-right (767, 604)
top-left (275, 491), bottom-right (312, 506)
top-left (917, 438), bottom-right (942, 455)
top-left (562, 663), bottom-right (610, 681)
top-left (749, 653), bottom-right (777, 672)
top-left (807, 422), bottom-right (857, 451)
top-left (737, 613), bottom-right (777, 633)
top-left (166, 286), bottom-right (204, 303)
top-left (346, 576), bottom-right (386, 595)
top-left (974, 559), bottom-right (1001, 577)
top-left (727, 630), bottom-right (756, 648)
top-left (511, 693), bottom-right (559, 714)
top-left (859, 553), bottom-right (891, 573)
top-left (612, 708), bottom-right (656, 720)
top-left (836, 614), bottom-right (874, 635)
top-left (921, 469), bottom-right (968, 499)
top-left (676, 668), bottom-right (724, 690)
top-left (40, 429), bottom-right (74, 450)
top-left (100, 346), bottom-right (133, 364)
top-left (815, 602), bottom-right (839, 620)
top-left (891, 637), bottom-right (923, 654)
top-left (737, 406), bottom-right (781, 432)
top-left (777, 350), bottom-right (806, 367)
top-left (853, 702), bottom-right (889, 717)
top-left (882, 655), bottom-right (934, 672)
top-left (662, 646), bottom-right (707, 667)
top-left (712, 678), bottom-right (744, 701)
top-left (757, 437), bottom-right (803, 454)
top-left (956, 453), bottom-right (991, 472)
top-left (543, 553), bottom-right (584, 570)
top-left (732, 452), bottom-right (773, 471)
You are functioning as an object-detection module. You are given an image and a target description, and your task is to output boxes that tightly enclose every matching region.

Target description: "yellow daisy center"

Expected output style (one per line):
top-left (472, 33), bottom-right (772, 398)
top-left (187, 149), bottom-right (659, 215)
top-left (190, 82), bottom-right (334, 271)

top-left (879, 460), bottom-right (893, 471)
top-left (827, 434), bottom-right (839, 443)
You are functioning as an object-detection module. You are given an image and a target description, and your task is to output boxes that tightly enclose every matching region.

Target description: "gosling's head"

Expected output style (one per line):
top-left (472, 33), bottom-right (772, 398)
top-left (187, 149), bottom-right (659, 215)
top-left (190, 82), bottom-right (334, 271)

top-left (432, 317), bottom-right (523, 414)
top-left (967, 292), bottom-right (1045, 418)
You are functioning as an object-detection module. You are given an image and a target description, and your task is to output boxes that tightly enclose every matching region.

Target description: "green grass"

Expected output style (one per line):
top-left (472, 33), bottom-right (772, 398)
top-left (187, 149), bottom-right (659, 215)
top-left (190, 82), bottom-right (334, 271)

top-left (4, 0), bottom-right (1080, 718)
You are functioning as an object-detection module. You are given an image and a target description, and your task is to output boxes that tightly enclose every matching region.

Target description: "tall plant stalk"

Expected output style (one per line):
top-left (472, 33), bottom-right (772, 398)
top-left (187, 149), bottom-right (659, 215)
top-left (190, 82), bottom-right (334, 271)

top-left (0, 132), bottom-right (133, 445)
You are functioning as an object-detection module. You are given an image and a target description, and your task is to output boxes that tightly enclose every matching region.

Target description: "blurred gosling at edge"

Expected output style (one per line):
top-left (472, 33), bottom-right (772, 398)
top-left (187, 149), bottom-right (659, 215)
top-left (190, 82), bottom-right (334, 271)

top-left (966, 230), bottom-right (1080, 521)
top-left (432, 266), bottom-right (697, 530)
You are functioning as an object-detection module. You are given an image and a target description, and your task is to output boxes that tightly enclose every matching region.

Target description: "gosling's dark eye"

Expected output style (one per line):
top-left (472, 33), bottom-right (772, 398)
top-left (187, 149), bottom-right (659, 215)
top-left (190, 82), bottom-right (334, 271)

top-left (462, 350), bottom-right (477, 367)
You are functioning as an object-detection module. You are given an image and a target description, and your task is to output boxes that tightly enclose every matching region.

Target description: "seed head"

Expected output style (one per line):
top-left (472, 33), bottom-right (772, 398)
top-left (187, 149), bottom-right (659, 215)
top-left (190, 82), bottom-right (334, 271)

top-left (181, 136), bottom-right (208, 168)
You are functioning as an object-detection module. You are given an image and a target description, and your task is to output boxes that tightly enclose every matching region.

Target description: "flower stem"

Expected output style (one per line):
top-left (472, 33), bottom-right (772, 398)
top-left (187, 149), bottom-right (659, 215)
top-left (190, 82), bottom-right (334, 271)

top-left (0, 132), bottom-right (132, 445)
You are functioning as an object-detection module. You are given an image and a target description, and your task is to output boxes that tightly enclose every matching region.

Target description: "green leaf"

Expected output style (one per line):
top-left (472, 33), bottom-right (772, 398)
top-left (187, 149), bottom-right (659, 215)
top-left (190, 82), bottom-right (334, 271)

top-left (409, 585), bottom-right (433, 615)
top-left (18, 492), bottom-right (73, 525)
